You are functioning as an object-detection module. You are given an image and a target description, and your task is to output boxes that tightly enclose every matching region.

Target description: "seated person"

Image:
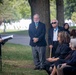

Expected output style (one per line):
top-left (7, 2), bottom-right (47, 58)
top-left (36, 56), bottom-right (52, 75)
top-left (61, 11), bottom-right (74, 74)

top-left (50, 39), bottom-right (76, 75)
top-left (63, 40), bottom-right (76, 75)
top-left (44, 31), bottom-right (71, 75)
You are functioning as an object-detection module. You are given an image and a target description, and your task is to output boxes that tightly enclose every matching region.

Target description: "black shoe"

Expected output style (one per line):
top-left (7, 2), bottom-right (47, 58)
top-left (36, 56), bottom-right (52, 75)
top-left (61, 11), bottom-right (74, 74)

top-left (34, 67), bottom-right (40, 70)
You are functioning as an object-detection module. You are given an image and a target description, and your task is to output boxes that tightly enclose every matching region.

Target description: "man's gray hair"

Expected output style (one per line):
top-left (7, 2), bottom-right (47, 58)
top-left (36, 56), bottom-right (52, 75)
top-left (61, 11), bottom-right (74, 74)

top-left (33, 14), bottom-right (40, 18)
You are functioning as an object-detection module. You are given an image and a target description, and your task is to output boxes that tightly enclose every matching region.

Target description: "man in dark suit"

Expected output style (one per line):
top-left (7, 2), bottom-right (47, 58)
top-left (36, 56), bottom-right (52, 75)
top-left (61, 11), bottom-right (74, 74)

top-left (48, 19), bottom-right (63, 57)
top-left (29, 14), bottom-right (47, 70)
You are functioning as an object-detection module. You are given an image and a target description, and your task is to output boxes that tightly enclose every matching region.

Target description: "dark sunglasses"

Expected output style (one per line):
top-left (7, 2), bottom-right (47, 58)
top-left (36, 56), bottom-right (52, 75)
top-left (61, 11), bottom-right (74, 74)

top-left (51, 22), bottom-right (57, 24)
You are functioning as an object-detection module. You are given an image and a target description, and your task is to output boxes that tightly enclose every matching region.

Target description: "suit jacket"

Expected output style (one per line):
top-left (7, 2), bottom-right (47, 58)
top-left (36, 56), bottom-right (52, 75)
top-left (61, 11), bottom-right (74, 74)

top-left (29, 21), bottom-right (47, 47)
top-left (66, 50), bottom-right (76, 67)
top-left (48, 26), bottom-right (63, 45)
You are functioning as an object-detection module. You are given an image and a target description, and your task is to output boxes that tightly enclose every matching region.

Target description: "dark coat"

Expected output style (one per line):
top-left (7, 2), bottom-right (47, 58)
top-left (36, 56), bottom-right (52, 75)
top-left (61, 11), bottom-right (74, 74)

top-left (63, 50), bottom-right (76, 75)
top-left (54, 43), bottom-right (71, 59)
top-left (54, 50), bottom-right (76, 67)
top-left (63, 28), bottom-right (70, 34)
top-left (66, 50), bottom-right (76, 66)
top-left (48, 26), bottom-right (63, 45)
top-left (29, 22), bottom-right (47, 47)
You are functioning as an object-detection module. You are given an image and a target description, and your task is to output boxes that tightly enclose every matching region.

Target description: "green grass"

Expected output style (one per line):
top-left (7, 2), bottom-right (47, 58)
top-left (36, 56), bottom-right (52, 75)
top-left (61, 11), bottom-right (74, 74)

top-left (1, 43), bottom-right (48, 75)
top-left (0, 30), bottom-right (29, 36)
top-left (2, 43), bottom-right (32, 60)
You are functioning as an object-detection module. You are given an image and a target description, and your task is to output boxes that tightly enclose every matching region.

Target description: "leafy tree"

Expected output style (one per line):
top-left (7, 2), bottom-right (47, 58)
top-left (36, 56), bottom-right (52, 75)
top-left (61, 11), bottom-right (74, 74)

top-left (71, 12), bottom-right (76, 23)
top-left (64, 0), bottom-right (76, 19)
top-left (0, 0), bottom-right (31, 22)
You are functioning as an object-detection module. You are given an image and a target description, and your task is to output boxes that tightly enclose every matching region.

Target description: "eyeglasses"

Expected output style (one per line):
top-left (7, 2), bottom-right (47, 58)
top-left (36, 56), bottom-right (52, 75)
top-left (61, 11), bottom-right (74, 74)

top-left (51, 22), bottom-right (57, 24)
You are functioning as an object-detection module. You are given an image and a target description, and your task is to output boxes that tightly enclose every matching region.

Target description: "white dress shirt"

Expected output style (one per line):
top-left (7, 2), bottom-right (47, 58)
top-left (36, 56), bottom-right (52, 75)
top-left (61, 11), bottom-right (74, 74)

top-left (53, 27), bottom-right (58, 41)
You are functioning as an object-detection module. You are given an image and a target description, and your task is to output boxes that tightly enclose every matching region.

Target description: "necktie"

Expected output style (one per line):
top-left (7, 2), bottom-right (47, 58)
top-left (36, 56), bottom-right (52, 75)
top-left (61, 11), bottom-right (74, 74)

top-left (35, 22), bottom-right (38, 29)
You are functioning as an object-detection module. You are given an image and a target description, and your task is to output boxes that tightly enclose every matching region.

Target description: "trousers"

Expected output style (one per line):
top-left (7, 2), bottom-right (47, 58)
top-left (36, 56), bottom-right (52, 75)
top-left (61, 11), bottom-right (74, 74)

top-left (32, 46), bottom-right (46, 68)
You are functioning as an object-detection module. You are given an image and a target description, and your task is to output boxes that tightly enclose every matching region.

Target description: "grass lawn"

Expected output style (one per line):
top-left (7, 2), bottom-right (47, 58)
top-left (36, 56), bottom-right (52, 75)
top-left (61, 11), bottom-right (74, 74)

top-left (1, 43), bottom-right (48, 75)
top-left (0, 30), bottom-right (29, 36)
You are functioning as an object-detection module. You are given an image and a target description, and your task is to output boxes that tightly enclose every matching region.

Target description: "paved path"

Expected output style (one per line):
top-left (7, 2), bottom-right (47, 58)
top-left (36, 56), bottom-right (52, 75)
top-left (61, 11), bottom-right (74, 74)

top-left (2, 34), bottom-right (76, 46)
top-left (1, 34), bottom-right (30, 46)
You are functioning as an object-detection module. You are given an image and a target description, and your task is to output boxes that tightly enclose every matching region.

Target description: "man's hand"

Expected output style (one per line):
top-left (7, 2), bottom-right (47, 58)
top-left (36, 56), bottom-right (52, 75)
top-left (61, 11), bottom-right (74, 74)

top-left (33, 38), bottom-right (38, 43)
top-left (49, 45), bottom-right (53, 49)
top-left (0, 39), bottom-right (2, 42)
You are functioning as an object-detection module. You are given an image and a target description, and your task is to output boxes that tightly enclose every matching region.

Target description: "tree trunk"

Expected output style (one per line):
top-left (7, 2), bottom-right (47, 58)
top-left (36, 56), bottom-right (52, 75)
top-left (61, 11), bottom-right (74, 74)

top-left (28, 0), bottom-right (50, 57)
top-left (56, 0), bottom-right (64, 26)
